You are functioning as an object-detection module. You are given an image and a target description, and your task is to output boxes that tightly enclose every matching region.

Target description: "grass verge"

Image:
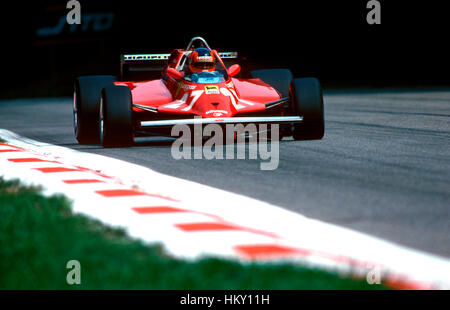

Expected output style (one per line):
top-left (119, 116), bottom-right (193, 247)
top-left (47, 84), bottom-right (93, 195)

top-left (0, 178), bottom-right (386, 289)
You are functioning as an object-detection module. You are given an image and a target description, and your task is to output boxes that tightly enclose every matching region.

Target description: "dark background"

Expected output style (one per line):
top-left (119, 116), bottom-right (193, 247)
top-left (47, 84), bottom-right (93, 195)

top-left (1, 0), bottom-right (449, 98)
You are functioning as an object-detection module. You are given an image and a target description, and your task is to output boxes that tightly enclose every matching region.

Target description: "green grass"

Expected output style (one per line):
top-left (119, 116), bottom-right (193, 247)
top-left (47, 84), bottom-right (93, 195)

top-left (0, 178), bottom-right (386, 289)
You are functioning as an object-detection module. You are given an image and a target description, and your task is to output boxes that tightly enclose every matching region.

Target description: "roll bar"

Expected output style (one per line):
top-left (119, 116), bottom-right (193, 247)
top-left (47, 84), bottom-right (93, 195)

top-left (186, 36), bottom-right (211, 51)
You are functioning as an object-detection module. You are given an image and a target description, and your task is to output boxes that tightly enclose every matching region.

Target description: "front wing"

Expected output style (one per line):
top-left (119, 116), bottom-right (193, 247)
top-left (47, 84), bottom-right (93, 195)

top-left (140, 116), bottom-right (302, 129)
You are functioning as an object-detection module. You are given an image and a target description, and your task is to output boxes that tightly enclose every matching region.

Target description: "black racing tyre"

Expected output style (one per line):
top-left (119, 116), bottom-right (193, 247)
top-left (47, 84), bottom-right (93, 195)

top-left (250, 69), bottom-right (293, 98)
top-left (100, 85), bottom-right (134, 148)
top-left (74, 75), bottom-right (117, 144)
top-left (290, 78), bottom-right (325, 140)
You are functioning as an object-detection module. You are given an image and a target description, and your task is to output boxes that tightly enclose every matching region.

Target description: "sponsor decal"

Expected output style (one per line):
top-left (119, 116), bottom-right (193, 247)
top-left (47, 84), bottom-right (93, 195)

top-left (176, 83), bottom-right (197, 98)
top-left (205, 110), bottom-right (229, 116)
top-left (205, 85), bottom-right (220, 95)
top-left (197, 55), bottom-right (213, 62)
top-left (123, 54), bottom-right (169, 61)
top-left (218, 52), bottom-right (238, 59)
top-left (182, 84), bottom-right (197, 91)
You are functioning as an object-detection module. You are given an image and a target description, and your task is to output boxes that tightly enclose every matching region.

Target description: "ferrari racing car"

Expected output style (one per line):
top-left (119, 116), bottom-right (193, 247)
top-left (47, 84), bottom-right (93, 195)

top-left (73, 37), bottom-right (325, 147)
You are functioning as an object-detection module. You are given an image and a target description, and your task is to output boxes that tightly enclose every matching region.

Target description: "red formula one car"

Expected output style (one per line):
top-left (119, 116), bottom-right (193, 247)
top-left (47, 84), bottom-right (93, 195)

top-left (73, 37), bottom-right (324, 147)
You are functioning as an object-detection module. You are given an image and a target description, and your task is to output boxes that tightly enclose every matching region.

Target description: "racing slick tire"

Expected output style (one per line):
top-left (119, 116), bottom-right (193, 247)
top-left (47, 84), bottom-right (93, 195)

top-left (74, 75), bottom-right (117, 144)
top-left (250, 69), bottom-right (293, 98)
top-left (100, 85), bottom-right (134, 148)
top-left (290, 78), bottom-right (325, 140)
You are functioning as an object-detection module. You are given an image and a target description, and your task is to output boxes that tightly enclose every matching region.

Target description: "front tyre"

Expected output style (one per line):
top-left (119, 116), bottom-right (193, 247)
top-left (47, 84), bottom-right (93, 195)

top-left (74, 75), bottom-right (117, 144)
top-left (290, 78), bottom-right (325, 140)
top-left (100, 85), bottom-right (134, 148)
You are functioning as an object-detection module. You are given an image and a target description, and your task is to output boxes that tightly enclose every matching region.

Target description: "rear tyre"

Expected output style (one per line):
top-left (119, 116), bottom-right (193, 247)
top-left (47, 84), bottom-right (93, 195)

top-left (74, 75), bottom-right (117, 144)
top-left (100, 85), bottom-right (134, 148)
top-left (290, 78), bottom-right (324, 140)
top-left (250, 69), bottom-right (293, 98)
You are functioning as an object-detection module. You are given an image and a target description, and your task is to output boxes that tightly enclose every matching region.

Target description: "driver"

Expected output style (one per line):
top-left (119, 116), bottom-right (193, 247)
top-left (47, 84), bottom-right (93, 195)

top-left (188, 47), bottom-right (216, 73)
top-left (185, 48), bottom-right (225, 83)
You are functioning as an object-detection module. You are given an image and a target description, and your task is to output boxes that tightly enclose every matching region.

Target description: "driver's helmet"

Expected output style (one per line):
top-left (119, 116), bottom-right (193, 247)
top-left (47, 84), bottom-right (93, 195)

top-left (188, 48), bottom-right (215, 73)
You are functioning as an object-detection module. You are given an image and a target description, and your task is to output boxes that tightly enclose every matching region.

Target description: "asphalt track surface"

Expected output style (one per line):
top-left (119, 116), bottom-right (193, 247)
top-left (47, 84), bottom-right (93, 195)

top-left (1, 89), bottom-right (449, 258)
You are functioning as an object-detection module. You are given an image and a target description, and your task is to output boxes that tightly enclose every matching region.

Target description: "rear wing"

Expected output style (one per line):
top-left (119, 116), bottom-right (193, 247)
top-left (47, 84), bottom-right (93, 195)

top-left (217, 52), bottom-right (239, 69)
top-left (120, 52), bottom-right (239, 81)
top-left (120, 54), bottom-right (169, 81)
